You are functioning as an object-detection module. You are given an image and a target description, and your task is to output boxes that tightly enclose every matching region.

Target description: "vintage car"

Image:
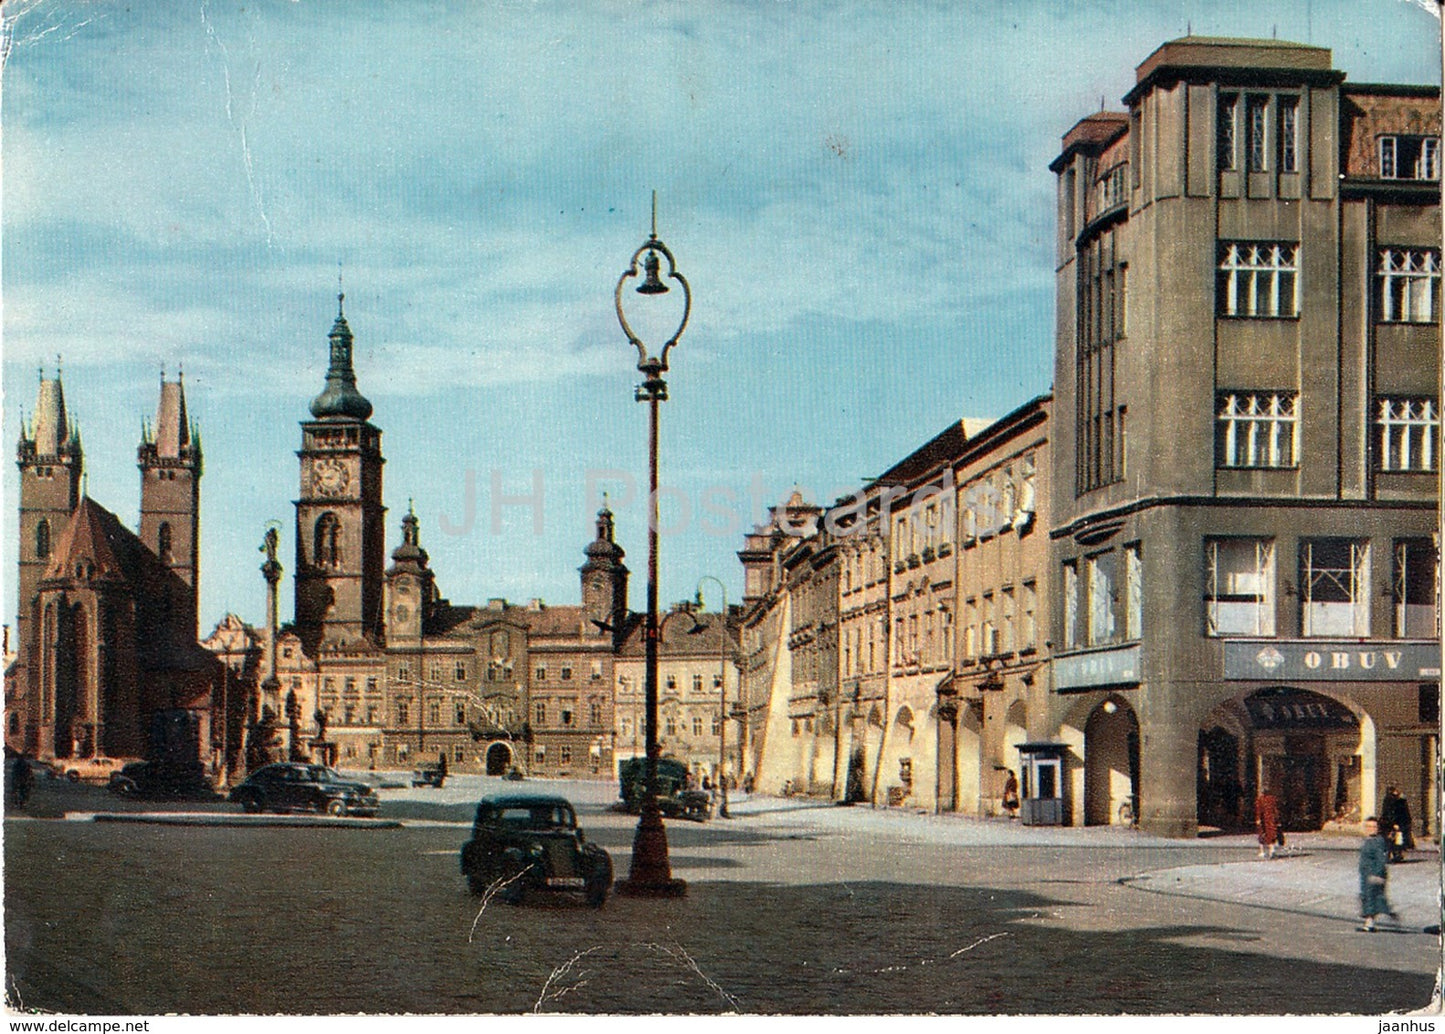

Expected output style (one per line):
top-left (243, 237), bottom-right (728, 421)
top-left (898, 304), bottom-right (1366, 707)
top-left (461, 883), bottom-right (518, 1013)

top-left (411, 763), bottom-right (446, 788)
top-left (617, 756), bottom-right (711, 821)
top-left (228, 763), bottom-right (380, 817)
top-left (60, 756), bottom-right (126, 785)
top-left (107, 760), bottom-right (216, 800)
top-left (459, 794), bottom-right (612, 907)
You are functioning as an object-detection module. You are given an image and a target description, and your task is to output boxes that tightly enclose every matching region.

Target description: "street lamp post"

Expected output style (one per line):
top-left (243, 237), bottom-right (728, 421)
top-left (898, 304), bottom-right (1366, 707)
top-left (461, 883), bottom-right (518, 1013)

top-left (697, 575), bottom-right (731, 818)
top-left (615, 195), bottom-right (690, 898)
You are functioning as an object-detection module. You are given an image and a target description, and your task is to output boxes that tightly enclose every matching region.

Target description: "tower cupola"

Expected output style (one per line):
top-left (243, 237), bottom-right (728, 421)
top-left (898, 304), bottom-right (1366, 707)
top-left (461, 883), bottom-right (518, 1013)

top-left (309, 292), bottom-right (374, 421)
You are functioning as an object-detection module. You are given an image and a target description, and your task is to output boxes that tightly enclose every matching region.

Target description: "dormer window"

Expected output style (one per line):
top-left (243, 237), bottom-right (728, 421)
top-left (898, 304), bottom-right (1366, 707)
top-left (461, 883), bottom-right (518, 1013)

top-left (1380, 135), bottom-right (1440, 181)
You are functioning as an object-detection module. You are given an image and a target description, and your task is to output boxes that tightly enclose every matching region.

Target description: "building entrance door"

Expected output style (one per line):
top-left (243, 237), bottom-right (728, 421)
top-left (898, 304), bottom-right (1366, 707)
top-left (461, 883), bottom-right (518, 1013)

top-left (485, 742), bottom-right (512, 775)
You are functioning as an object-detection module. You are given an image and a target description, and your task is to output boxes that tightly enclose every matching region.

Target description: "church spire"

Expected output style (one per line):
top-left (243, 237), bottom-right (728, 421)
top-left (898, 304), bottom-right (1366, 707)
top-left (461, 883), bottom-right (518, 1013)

top-left (150, 371), bottom-right (192, 458)
top-left (309, 290), bottom-right (374, 421)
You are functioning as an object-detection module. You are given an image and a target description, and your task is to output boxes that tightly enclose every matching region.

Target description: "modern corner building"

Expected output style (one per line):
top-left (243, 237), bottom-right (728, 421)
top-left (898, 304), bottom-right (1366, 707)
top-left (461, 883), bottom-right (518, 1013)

top-left (1048, 38), bottom-right (1439, 836)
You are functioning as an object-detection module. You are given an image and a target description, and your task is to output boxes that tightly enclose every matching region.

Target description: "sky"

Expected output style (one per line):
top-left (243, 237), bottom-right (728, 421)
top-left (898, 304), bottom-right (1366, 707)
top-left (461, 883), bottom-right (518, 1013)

top-left (1, 0), bottom-right (1440, 638)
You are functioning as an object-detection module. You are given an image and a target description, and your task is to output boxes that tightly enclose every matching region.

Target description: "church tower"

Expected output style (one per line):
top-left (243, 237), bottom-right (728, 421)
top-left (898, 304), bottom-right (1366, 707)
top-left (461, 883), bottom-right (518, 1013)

top-left (580, 504), bottom-right (628, 643)
top-left (384, 504), bottom-right (435, 647)
top-left (294, 293), bottom-right (386, 653)
top-left (15, 371), bottom-right (83, 703)
top-left (137, 373), bottom-right (202, 636)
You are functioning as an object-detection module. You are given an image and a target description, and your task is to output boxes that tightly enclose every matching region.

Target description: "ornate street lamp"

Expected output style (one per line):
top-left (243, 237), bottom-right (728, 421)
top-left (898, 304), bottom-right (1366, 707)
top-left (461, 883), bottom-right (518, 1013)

top-left (696, 575), bottom-right (732, 818)
top-left (615, 194), bottom-right (690, 898)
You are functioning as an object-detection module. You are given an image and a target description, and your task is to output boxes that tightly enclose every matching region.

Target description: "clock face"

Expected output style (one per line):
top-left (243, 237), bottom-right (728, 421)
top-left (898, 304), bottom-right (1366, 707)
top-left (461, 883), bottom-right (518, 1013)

top-left (313, 458), bottom-right (350, 497)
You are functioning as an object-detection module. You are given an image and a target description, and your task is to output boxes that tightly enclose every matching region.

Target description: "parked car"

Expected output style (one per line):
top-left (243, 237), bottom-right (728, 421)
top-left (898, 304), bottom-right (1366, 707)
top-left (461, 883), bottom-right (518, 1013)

top-left (61, 756), bottom-right (126, 784)
top-left (411, 763), bottom-right (446, 788)
top-left (228, 763), bottom-right (380, 817)
top-left (459, 794), bottom-right (613, 907)
top-left (108, 760), bottom-right (215, 800)
top-left (617, 756), bottom-right (711, 821)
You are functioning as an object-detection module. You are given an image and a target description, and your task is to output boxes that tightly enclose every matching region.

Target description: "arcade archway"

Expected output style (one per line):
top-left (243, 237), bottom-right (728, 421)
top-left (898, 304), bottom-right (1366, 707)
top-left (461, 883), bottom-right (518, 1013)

top-left (1084, 697), bottom-right (1139, 826)
top-left (485, 741), bottom-right (513, 776)
top-left (1198, 687), bottom-right (1369, 832)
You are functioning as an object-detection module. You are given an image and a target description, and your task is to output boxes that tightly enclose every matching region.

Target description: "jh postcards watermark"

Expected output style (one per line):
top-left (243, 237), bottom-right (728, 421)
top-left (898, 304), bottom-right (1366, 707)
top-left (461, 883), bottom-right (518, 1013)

top-left (429, 468), bottom-right (978, 541)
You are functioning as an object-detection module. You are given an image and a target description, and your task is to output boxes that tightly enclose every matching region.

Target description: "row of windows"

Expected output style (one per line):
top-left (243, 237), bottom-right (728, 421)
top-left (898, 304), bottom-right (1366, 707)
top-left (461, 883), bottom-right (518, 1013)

top-left (892, 604), bottom-right (955, 669)
top-left (961, 582), bottom-right (1040, 659)
top-left (1062, 546), bottom-right (1143, 651)
top-left (1204, 538), bottom-right (1434, 638)
top-left (1219, 93), bottom-right (1299, 174)
top-left (1215, 392), bottom-right (1438, 472)
top-left (840, 541), bottom-right (886, 594)
top-left (534, 662), bottom-right (604, 682)
top-left (533, 700), bottom-right (606, 729)
top-left (1217, 244), bottom-right (1440, 323)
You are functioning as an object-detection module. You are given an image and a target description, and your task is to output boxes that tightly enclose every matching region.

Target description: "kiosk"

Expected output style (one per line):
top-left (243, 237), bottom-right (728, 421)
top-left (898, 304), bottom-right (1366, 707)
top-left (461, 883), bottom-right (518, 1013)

top-left (1017, 742), bottom-right (1069, 825)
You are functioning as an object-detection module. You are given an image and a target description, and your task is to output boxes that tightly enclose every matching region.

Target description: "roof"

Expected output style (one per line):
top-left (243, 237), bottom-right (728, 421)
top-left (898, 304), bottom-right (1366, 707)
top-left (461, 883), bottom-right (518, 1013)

top-left (874, 419), bottom-right (969, 489)
top-left (477, 794), bottom-right (575, 810)
top-left (617, 609), bottom-right (737, 658)
top-left (1124, 36), bottom-right (1342, 106)
top-left (43, 496), bottom-right (127, 583)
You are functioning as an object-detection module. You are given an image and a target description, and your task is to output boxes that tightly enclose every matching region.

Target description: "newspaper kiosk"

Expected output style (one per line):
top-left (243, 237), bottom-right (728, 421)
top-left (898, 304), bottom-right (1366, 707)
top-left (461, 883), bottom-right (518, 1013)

top-left (1017, 742), bottom-right (1068, 826)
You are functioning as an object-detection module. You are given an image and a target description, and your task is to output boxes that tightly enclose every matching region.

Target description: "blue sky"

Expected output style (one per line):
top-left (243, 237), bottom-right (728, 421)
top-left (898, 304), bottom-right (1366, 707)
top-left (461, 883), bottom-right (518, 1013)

top-left (2, 0), bottom-right (1439, 637)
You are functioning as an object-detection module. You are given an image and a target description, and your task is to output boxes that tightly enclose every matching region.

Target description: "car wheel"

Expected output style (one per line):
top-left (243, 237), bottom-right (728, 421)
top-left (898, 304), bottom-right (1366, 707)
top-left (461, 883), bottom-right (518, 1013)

top-left (239, 793), bottom-right (263, 814)
top-left (466, 872), bottom-right (490, 896)
top-left (325, 799), bottom-right (348, 817)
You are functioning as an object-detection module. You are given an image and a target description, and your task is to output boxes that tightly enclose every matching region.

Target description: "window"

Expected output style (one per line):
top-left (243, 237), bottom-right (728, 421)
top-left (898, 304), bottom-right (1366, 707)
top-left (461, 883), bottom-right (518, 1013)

top-left (1376, 397), bottom-right (1438, 472)
top-left (1206, 539), bottom-right (1276, 636)
top-left (1246, 95), bottom-right (1269, 171)
top-left (590, 661), bottom-right (602, 680)
top-left (560, 667), bottom-right (572, 681)
top-left (560, 747), bottom-right (571, 766)
top-left (313, 512), bottom-right (341, 566)
top-left (589, 700), bottom-right (602, 726)
top-left (1217, 392), bottom-right (1299, 468)
top-left (941, 605), bottom-right (954, 661)
top-left (535, 702), bottom-right (545, 726)
top-left (1278, 97), bottom-right (1299, 172)
top-left (398, 663), bottom-right (411, 683)
top-left (1394, 540), bottom-right (1435, 638)
top-left (561, 709), bottom-right (573, 727)
top-left (366, 676), bottom-right (378, 694)
top-left (666, 675), bottom-right (677, 691)
top-left (428, 702), bottom-right (440, 725)
top-left (1124, 545), bottom-right (1143, 642)
top-left (1086, 552), bottom-right (1117, 646)
top-left (366, 706), bottom-right (377, 724)
top-left (1000, 590), bottom-right (1016, 653)
top-left (431, 664), bottom-right (443, 684)
top-left (1377, 249), bottom-right (1440, 323)
top-left (1218, 92), bottom-right (1239, 171)
top-left (397, 701), bottom-right (410, 725)
top-left (665, 715), bottom-right (677, 737)
top-left (1096, 162), bottom-right (1127, 213)
top-left (536, 667), bottom-right (546, 682)
top-left (712, 713), bottom-right (721, 736)
top-left (455, 662), bottom-right (467, 681)
top-left (1217, 243), bottom-right (1299, 317)
top-left (1063, 562), bottom-right (1080, 650)
top-left (1380, 135), bottom-right (1440, 180)
top-left (454, 744), bottom-right (465, 763)
top-left (535, 747), bottom-right (546, 765)
top-left (35, 519), bottom-right (50, 560)
top-left (1021, 581), bottom-right (1038, 650)
top-left (692, 717), bottom-right (703, 737)
top-left (1301, 540), bottom-right (1369, 637)
top-left (157, 521), bottom-right (173, 564)
top-left (692, 675), bottom-right (703, 694)
top-left (980, 596), bottom-right (997, 655)
top-left (455, 703), bottom-right (466, 725)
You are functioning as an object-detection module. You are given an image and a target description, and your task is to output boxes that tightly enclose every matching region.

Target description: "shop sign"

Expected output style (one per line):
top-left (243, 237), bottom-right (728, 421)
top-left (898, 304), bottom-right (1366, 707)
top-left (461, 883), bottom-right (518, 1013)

top-left (1053, 644), bottom-right (1140, 692)
top-left (1223, 641), bottom-right (1441, 681)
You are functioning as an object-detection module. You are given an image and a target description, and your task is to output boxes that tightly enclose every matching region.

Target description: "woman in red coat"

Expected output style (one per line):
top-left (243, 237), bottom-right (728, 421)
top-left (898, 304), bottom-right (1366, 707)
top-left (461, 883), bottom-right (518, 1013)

top-left (1255, 788), bottom-right (1281, 860)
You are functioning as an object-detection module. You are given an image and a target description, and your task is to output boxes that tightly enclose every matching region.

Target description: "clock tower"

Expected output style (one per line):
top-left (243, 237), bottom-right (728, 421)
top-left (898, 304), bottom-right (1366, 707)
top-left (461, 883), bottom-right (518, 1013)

top-left (294, 293), bottom-right (386, 654)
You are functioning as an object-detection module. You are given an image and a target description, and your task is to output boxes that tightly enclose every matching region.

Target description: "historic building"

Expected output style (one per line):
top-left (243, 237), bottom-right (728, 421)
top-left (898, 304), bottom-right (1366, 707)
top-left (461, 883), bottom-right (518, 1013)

top-left (946, 396), bottom-right (1051, 819)
top-left (7, 372), bottom-right (222, 766)
top-left (1047, 37), bottom-right (1439, 836)
top-left (613, 601), bottom-right (740, 786)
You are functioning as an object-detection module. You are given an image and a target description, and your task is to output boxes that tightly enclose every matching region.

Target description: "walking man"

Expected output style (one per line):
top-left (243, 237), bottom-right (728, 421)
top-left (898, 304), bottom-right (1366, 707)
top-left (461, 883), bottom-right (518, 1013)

top-left (1358, 815), bottom-right (1396, 932)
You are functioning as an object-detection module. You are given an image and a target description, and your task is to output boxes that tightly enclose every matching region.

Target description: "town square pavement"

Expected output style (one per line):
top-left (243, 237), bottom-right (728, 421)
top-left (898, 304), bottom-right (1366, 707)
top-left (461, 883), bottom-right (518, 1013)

top-left (4, 773), bottom-right (1439, 1015)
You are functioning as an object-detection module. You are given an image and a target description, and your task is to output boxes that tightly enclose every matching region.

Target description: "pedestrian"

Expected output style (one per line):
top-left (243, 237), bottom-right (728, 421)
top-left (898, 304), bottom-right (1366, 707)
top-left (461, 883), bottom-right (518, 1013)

top-left (6, 753), bottom-right (33, 811)
top-left (1358, 815), bottom-right (1397, 932)
top-left (1002, 770), bottom-right (1020, 820)
top-left (1254, 785), bottom-right (1280, 860)
top-left (1380, 786), bottom-right (1413, 862)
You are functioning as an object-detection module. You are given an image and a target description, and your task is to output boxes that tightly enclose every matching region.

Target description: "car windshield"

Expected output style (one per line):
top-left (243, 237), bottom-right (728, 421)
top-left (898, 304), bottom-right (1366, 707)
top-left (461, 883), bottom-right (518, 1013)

top-left (306, 766), bottom-right (345, 783)
top-left (497, 805), bottom-right (573, 829)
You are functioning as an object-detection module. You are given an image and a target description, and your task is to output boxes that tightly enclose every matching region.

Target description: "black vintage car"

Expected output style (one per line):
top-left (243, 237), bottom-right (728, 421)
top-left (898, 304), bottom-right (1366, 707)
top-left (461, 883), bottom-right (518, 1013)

top-left (228, 763), bottom-right (380, 817)
top-left (459, 794), bottom-right (613, 907)
top-left (108, 760), bottom-right (217, 800)
top-left (617, 756), bottom-right (711, 821)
